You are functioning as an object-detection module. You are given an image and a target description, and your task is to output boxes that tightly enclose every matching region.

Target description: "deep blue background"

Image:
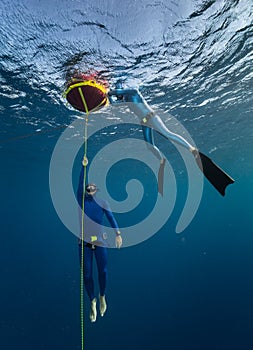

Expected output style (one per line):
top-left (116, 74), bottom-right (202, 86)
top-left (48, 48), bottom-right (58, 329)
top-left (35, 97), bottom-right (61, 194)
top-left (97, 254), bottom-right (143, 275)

top-left (1, 124), bottom-right (253, 350)
top-left (1, 0), bottom-right (253, 349)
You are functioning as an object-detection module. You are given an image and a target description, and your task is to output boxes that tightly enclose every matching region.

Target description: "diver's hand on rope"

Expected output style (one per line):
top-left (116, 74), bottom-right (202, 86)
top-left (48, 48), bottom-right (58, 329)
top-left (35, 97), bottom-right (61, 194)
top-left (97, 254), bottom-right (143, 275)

top-left (115, 232), bottom-right (122, 249)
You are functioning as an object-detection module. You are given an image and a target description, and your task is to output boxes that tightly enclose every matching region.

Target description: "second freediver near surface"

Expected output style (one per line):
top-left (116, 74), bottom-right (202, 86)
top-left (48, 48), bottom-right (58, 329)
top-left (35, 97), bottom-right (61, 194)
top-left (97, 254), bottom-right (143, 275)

top-left (64, 73), bottom-right (234, 196)
top-left (108, 80), bottom-right (234, 196)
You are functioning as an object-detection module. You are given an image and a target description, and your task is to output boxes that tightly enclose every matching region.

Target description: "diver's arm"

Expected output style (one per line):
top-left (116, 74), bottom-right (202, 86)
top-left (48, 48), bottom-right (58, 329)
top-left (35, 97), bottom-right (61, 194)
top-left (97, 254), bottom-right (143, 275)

top-left (77, 166), bottom-right (85, 244)
top-left (107, 88), bottom-right (128, 103)
top-left (103, 201), bottom-right (120, 232)
top-left (103, 201), bottom-right (122, 248)
top-left (77, 166), bottom-right (84, 207)
top-left (108, 88), bottom-right (143, 104)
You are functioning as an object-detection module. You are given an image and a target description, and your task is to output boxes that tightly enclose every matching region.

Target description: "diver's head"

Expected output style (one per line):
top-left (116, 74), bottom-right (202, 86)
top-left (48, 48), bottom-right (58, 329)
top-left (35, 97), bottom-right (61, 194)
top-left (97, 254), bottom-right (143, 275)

top-left (85, 183), bottom-right (97, 196)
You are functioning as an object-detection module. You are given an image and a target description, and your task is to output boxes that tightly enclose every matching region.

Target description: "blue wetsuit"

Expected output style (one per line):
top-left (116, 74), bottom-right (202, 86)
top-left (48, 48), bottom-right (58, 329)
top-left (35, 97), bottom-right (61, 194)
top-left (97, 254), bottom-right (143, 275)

top-left (77, 166), bottom-right (119, 300)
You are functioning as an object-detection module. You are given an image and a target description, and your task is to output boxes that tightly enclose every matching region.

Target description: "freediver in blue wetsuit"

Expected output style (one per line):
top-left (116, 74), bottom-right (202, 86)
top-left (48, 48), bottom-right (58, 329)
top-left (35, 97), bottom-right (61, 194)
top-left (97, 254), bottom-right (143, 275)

top-left (77, 167), bottom-right (122, 323)
top-left (108, 81), bottom-right (234, 196)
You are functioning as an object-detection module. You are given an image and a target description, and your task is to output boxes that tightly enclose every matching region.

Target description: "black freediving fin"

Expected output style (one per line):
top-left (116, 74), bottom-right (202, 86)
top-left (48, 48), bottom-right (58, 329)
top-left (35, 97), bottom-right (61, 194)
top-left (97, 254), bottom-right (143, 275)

top-left (158, 158), bottom-right (166, 196)
top-left (194, 151), bottom-right (234, 196)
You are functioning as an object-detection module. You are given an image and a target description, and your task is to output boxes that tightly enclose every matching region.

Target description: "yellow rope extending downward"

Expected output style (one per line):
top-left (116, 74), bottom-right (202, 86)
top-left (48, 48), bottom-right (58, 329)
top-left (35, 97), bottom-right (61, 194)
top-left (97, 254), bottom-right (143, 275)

top-left (79, 87), bottom-right (90, 350)
top-left (64, 81), bottom-right (108, 349)
top-left (80, 119), bottom-right (88, 350)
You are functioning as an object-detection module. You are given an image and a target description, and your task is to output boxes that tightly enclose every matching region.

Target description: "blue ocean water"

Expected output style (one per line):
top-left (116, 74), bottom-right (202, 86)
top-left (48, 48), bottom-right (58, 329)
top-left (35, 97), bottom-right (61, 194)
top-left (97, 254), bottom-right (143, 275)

top-left (1, 1), bottom-right (253, 349)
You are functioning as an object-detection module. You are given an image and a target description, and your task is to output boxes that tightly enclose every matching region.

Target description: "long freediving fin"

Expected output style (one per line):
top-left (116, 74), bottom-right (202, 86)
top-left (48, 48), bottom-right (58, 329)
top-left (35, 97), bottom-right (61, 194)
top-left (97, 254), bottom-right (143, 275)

top-left (158, 158), bottom-right (166, 196)
top-left (194, 151), bottom-right (234, 196)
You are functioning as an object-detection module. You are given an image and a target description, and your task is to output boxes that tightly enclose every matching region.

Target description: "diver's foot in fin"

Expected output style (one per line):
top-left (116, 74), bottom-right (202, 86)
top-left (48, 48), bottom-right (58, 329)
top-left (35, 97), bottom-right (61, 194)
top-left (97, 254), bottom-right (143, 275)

top-left (192, 149), bottom-right (234, 196)
top-left (90, 298), bottom-right (97, 323)
top-left (158, 158), bottom-right (166, 196)
top-left (99, 295), bottom-right (107, 317)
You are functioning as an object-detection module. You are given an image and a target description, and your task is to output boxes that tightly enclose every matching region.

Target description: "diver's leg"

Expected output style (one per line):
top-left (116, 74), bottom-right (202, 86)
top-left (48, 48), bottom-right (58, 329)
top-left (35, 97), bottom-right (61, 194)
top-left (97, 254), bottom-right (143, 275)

top-left (148, 115), bottom-right (195, 151)
top-left (79, 244), bottom-right (95, 300)
top-left (95, 246), bottom-right (108, 316)
top-left (95, 246), bottom-right (108, 296)
top-left (142, 125), bottom-right (164, 161)
top-left (79, 244), bottom-right (97, 322)
top-left (142, 125), bottom-right (166, 195)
